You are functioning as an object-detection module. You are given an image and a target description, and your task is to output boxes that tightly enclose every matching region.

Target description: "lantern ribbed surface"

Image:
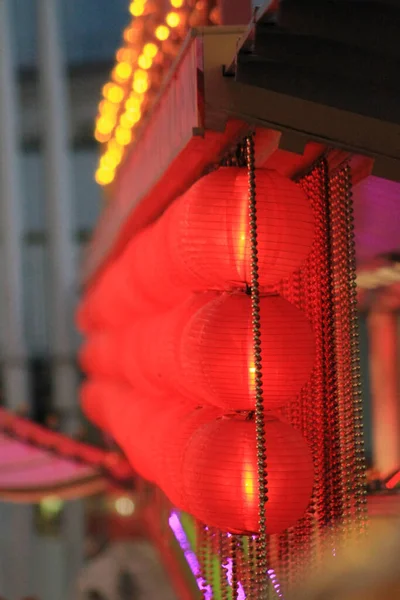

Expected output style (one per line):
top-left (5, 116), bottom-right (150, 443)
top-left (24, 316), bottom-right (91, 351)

top-left (122, 292), bottom-right (315, 410)
top-left (182, 415), bottom-right (314, 535)
top-left (120, 168), bottom-right (314, 307)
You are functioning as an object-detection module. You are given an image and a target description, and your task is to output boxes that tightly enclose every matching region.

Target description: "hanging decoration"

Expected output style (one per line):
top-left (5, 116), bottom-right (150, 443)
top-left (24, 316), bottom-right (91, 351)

top-left (79, 146), bottom-right (367, 598)
top-left (119, 292), bottom-right (315, 410)
top-left (78, 168), bottom-right (315, 330)
top-left (94, 0), bottom-right (219, 187)
top-left (181, 415), bottom-right (314, 535)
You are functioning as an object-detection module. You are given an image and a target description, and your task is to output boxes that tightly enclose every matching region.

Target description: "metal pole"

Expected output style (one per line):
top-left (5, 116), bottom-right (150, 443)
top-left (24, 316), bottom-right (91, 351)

top-left (37, 0), bottom-right (84, 590)
top-left (368, 309), bottom-right (400, 475)
top-left (37, 0), bottom-right (78, 435)
top-left (0, 1), bottom-right (32, 597)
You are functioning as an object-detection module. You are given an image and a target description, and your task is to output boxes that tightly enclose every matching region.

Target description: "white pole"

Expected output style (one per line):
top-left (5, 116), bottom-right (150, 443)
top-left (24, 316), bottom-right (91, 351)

top-left (0, 1), bottom-right (32, 598)
top-left (36, 0), bottom-right (78, 434)
top-left (0, 0), bottom-right (30, 411)
top-left (37, 0), bottom-right (84, 591)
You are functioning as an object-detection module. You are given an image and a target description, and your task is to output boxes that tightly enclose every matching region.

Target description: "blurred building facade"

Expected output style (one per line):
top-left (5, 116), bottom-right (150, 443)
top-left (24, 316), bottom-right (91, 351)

top-left (0, 1), bottom-right (130, 599)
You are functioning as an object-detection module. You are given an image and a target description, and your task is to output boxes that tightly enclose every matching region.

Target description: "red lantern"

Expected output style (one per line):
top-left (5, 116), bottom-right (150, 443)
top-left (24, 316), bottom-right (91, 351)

top-left (157, 405), bottom-right (224, 509)
top-left (123, 293), bottom-right (315, 410)
top-left (77, 258), bottom-right (159, 333)
top-left (80, 379), bottom-right (133, 435)
top-left (182, 415), bottom-right (314, 534)
top-left (79, 334), bottom-right (121, 378)
top-left (120, 168), bottom-right (314, 310)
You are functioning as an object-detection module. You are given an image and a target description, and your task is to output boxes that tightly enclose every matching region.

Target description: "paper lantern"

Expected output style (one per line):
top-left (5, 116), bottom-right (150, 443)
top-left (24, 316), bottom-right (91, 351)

top-left (80, 379), bottom-right (133, 435)
top-left (123, 293), bottom-right (315, 410)
top-left (182, 415), bottom-right (314, 534)
top-left (81, 379), bottom-right (153, 480)
top-left (157, 405), bottom-right (224, 509)
top-left (77, 258), bottom-right (159, 333)
top-left (79, 334), bottom-right (121, 378)
top-left (120, 168), bottom-right (314, 310)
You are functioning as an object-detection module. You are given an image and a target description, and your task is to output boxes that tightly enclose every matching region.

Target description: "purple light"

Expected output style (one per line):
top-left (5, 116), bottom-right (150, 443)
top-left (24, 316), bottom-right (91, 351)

top-left (169, 512), bottom-right (213, 600)
top-left (267, 568), bottom-right (284, 598)
top-left (169, 512), bottom-right (285, 599)
top-left (224, 557), bottom-right (246, 600)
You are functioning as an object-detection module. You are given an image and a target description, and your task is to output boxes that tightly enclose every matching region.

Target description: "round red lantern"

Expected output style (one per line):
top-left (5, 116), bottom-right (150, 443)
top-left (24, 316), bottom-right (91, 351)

top-left (120, 168), bottom-right (314, 310)
top-left (182, 415), bottom-right (314, 534)
top-left (123, 292), bottom-right (315, 410)
top-left (81, 379), bottom-right (154, 480)
top-left (157, 405), bottom-right (224, 509)
top-left (80, 379), bottom-right (134, 436)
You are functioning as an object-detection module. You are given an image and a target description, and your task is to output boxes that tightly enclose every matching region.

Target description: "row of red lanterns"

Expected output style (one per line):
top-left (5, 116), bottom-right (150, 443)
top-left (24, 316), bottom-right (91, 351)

top-left (82, 381), bottom-right (314, 534)
top-left (80, 293), bottom-right (315, 411)
top-left (78, 167), bottom-right (316, 534)
top-left (78, 168), bottom-right (315, 331)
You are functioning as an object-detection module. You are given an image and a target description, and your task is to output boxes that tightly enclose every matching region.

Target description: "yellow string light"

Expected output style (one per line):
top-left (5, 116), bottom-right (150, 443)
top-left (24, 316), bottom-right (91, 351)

top-left (155, 24), bottom-right (170, 41)
top-left (143, 42), bottom-right (158, 58)
top-left (94, 0), bottom-right (208, 187)
top-left (120, 110), bottom-right (141, 128)
top-left (125, 94), bottom-right (143, 111)
top-left (114, 61), bottom-right (133, 81)
top-left (95, 167), bottom-right (115, 186)
top-left (104, 84), bottom-right (124, 104)
top-left (138, 54), bottom-right (153, 70)
top-left (115, 126), bottom-right (133, 146)
top-left (166, 11), bottom-right (180, 27)
top-left (129, 0), bottom-right (146, 17)
top-left (96, 116), bottom-right (115, 135)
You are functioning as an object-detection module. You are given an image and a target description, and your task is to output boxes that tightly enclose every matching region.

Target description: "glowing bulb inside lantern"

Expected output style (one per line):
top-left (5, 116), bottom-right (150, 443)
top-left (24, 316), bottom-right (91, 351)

top-left (243, 463), bottom-right (255, 501)
top-left (248, 364), bottom-right (256, 391)
top-left (171, 0), bottom-right (184, 6)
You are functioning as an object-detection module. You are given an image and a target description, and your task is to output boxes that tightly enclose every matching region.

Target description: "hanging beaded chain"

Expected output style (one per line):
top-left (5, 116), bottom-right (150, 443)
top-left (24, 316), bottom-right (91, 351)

top-left (343, 165), bottom-right (368, 535)
top-left (185, 151), bottom-right (368, 600)
top-left (246, 133), bottom-right (269, 598)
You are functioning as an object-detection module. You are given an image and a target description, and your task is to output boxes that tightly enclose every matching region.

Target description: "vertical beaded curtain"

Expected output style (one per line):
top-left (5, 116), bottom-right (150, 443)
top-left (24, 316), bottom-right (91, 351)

top-left (189, 155), bottom-right (367, 599)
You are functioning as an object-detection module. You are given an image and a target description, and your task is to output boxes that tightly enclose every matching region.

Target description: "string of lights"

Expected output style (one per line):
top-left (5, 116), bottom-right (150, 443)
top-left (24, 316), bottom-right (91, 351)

top-left (94, 0), bottom-right (219, 187)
